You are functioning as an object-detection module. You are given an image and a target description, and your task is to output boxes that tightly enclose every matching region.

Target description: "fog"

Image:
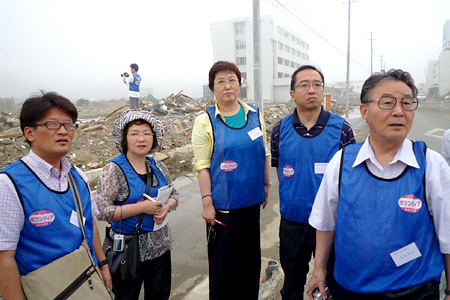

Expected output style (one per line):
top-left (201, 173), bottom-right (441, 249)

top-left (1, 0), bottom-right (449, 101)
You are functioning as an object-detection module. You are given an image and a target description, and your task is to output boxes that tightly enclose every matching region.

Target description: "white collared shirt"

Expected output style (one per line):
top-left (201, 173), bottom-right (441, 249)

top-left (309, 137), bottom-right (450, 253)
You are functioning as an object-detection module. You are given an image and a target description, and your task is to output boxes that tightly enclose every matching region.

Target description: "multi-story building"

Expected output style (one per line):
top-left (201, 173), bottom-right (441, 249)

top-left (426, 20), bottom-right (450, 99)
top-left (209, 15), bottom-right (312, 103)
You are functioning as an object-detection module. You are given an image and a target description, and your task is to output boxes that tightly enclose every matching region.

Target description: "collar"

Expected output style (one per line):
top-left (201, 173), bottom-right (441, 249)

top-left (214, 99), bottom-right (256, 120)
top-left (23, 150), bottom-right (72, 180)
top-left (292, 106), bottom-right (328, 126)
top-left (353, 137), bottom-right (419, 169)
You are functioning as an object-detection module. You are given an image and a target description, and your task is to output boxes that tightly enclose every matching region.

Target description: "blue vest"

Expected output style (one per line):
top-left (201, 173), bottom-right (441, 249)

top-left (1, 160), bottom-right (95, 275)
top-left (206, 105), bottom-right (266, 210)
top-left (335, 141), bottom-right (443, 293)
top-left (110, 154), bottom-right (167, 234)
top-left (278, 112), bottom-right (343, 223)
top-left (129, 74), bottom-right (141, 92)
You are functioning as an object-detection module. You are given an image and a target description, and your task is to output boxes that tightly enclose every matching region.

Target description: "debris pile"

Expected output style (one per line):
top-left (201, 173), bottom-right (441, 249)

top-left (0, 96), bottom-right (350, 180)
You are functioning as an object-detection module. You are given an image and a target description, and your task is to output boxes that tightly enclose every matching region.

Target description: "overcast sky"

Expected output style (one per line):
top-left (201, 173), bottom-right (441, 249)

top-left (1, 0), bottom-right (449, 101)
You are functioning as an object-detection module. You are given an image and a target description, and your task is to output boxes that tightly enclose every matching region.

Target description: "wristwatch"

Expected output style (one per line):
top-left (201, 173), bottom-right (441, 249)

top-left (98, 259), bottom-right (108, 268)
top-left (445, 289), bottom-right (450, 296)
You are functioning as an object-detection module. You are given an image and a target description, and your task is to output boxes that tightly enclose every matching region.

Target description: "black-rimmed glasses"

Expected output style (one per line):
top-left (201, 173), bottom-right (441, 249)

top-left (364, 96), bottom-right (419, 111)
top-left (34, 121), bottom-right (78, 131)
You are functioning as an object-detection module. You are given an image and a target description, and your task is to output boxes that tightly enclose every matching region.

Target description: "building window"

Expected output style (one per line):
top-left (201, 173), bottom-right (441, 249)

top-left (285, 59), bottom-right (290, 66)
top-left (278, 57), bottom-right (283, 64)
top-left (284, 45), bottom-right (290, 52)
top-left (241, 72), bottom-right (247, 80)
top-left (291, 35), bottom-right (296, 42)
top-left (236, 40), bottom-right (246, 49)
top-left (296, 37), bottom-right (301, 45)
top-left (277, 26), bottom-right (283, 35)
top-left (278, 42), bottom-right (283, 50)
top-left (296, 63), bottom-right (301, 68)
top-left (291, 61), bottom-right (295, 68)
top-left (236, 57), bottom-right (246, 65)
top-left (291, 48), bottom-right (295, 55)
top-left (285, 73), bottom-right (291, 78)
top-left (278, 72), bottom-right (284, 78)
top-left (235, 23), bottom-right (245, 35)
top-left (284, 30), bottom-right (289, 38)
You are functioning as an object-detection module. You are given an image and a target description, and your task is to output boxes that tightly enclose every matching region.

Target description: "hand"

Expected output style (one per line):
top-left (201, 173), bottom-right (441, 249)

top-left (445, 295), bottom-right (450, 300)
top-left (99, 265), bottom-right (112, 291)
top-left (307, 271), bottom-right (328, 300)
top-left (140, 198), bottom-right (163, 215)
top-left (202, 203), bottom-right (216, 225)
top-left (153, 204), bottom-right (170, 224)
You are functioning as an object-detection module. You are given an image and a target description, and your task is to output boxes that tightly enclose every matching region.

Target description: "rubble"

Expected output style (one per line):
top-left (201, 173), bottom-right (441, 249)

top-left (0, 96), bottom-right (351, 182)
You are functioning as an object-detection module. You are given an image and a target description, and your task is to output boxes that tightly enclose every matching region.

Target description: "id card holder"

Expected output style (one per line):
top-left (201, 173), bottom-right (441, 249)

top-left (113, 234), bottom-right (124, 252)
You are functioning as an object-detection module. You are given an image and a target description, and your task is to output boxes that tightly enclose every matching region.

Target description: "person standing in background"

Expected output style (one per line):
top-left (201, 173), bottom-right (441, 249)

top-left (122, 63), bottom-right (141, 109)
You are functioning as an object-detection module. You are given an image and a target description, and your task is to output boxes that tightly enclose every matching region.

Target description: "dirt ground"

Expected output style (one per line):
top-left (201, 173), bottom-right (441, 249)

top-left (0, 96), bottom-right (354, 183)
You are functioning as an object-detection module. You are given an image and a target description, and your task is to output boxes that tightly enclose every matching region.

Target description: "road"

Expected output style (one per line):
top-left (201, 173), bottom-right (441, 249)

top-left (168, 99), bottom-right (450, 299)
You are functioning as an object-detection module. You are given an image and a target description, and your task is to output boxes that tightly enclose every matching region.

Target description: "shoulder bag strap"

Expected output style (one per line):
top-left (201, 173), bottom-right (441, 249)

top-left (134, 160), bottom-right (153, 234)
top-left (67, 171), bottom-right (97, 266)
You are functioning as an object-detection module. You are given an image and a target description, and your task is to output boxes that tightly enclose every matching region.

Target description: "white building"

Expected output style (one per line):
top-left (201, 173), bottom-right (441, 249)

top-left (426, 20), bottom-right (450, 99)
top-left (210, 15), bottom-right (313, 103)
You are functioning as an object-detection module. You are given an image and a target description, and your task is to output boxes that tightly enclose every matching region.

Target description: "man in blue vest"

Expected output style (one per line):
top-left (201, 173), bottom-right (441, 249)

top-left (0, 92), bottom-right (112, 299)
top-left (271, 65), bottom-right (355, 299)
top-left (123, 63), bottom-right (141, 109)
top-left (308, 69), bottom-right (450, 300)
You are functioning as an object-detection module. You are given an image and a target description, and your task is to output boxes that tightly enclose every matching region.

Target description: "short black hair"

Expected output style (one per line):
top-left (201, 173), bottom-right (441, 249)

top-left (130, 63), bottom-right (139, 72)
top-left (290, 65), bottom-right (325, 90)
top-left (20, 91), bottom-right (78, 144)
top-left (360, 69), bottom-right (418, 103)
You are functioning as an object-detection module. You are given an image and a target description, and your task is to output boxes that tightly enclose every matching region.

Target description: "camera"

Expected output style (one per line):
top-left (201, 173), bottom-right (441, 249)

top-left (113, 234), bottom-right (124, 252)
top-left (313, 287), bottom-right (332, 300)
top-left (121, 72), bottom-right (129, 78)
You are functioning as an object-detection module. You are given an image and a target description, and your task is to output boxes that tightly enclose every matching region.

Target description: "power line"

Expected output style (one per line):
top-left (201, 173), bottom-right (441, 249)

top-left (265, 0), bottom-right (370, 72)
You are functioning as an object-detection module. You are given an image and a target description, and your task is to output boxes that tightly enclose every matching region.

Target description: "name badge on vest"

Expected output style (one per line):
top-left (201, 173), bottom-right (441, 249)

top-left (314, 162), bottom-right (328, 174)
top-left (390, 242), bottom-right (422, 267)
top-left (248, 127), bottom-right (263, 141)
top-left (70, 210), bottom-right (86, 228)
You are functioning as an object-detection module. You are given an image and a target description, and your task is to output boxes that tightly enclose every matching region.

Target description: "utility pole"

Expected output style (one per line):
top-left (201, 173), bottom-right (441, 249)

top-left (368, 32), bottom-right (374, 75)
top-left (345, 0), bottom-right (356, 111)
top-left (253, 0), bottom-right (263, 113)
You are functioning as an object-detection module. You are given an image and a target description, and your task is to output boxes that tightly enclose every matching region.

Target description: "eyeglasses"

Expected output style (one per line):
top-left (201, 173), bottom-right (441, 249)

top-left (293, 81), bottom-right (324, 91)
top-left (214, 78), bottom-right (240, 87)
top-left (127, 131), bottom-right (154, 138)
top-left (364, 96), bottom-right (419, 111)
top-left (34, 121), bottom-right (78, 131)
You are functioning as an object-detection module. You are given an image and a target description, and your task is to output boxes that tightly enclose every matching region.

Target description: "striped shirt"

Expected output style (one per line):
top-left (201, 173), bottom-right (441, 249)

top-left (0, 150), bottom-right (99, 250)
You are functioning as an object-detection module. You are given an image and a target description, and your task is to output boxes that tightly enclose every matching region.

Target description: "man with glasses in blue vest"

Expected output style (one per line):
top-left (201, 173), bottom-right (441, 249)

top-left (271, 65), bottom-right (355, 299)
top-left (0, 92), bottom-right (112, 299)
top-left (308, 69), bottom-right (450, 300)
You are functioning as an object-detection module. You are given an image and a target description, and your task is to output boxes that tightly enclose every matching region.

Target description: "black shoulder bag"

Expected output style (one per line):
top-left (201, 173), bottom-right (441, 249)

top-left (103, 161), bottom-right (153, 282)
